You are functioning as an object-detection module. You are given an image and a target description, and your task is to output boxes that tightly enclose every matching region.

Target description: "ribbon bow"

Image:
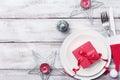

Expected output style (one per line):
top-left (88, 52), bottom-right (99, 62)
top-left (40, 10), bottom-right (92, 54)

top-left (73, 50), bottom-right (104, 74)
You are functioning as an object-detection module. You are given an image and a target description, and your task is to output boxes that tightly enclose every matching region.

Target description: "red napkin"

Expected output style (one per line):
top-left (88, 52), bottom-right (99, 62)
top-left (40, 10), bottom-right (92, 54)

top-left (110, 44), bottom-right (120, 72)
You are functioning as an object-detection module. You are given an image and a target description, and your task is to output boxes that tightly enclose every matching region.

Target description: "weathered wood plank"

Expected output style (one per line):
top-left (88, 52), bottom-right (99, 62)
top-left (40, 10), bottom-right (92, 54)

top-left (0, 70), bottom-right (70, 80)
top-left (0, 43), bottom-right (115, 69)
top-left (0, 43), bottom-right (62, 69)
top-left (0, 0), bottom-right (120, 18)
top-left (0, 69), bottom-right (119, 80)
top-left (0, 41), bottom-right (117, 80)
top-left (0, 19), bottom-right (120, 42)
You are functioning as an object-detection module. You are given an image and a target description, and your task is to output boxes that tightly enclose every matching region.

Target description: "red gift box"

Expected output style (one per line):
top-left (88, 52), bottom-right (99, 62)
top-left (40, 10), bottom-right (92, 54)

top-left (72, 41), bottom-right (101, 69)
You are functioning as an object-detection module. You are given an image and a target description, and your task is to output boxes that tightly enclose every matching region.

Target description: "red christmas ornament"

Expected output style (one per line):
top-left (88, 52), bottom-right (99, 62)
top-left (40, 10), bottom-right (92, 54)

top-left (40, 63), bottom-right (51, 74)
top-left (80, 0), bottom-right (91, 9)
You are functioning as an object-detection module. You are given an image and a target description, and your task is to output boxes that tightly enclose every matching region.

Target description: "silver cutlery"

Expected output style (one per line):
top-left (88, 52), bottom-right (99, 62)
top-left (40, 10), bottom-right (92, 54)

top-left (101, 12), bottom-right (113, 37)
top-left (109, 7), bottom-right (116, 36)
top-left (101, 10), bottom-right (118, 79)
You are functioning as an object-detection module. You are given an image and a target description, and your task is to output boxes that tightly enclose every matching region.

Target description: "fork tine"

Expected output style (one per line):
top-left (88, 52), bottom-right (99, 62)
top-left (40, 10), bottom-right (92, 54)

top-left (104, 12), bottom-right (108, 22)
top-left (101, 12), bottom-right (105, 23)
top-left (101, 12), bottom-right (109, 23)
top-left (105, 12), bottom-right (109, 21)
top-left (101, 13), bottom-right (103, 23)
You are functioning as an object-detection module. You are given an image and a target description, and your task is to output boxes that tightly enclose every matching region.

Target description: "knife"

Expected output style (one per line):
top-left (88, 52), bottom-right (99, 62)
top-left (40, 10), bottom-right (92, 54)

top-left (109, 7), bottom-right (116, 36)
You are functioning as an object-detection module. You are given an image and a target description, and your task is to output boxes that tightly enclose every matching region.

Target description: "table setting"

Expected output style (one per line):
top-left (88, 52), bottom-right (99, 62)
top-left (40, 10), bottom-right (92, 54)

top-left (27, 1), bottom-right (120, 79)
top-left (1, 0), bottom-right (120, 80)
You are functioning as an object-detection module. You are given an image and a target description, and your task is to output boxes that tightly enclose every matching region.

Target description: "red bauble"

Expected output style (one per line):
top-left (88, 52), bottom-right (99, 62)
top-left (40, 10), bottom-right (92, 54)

top-left (40, 63), bottom-right (51, 74)
top-left (80, 0), bottom-right (91, 9)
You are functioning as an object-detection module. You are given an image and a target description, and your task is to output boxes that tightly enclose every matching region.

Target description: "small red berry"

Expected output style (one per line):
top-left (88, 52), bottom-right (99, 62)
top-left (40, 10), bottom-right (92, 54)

top-left (80, 0), bottom-right (91, 9)
top-left (40, 63), bottom-right (51, 74)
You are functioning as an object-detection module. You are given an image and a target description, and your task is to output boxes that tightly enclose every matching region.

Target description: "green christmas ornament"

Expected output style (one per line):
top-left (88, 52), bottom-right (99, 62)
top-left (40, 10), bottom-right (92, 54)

top-left (57, 20), bottom-right (69, 32)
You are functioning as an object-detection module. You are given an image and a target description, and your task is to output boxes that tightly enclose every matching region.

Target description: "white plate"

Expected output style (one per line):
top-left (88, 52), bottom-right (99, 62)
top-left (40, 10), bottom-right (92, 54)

top-left (60, 30), bottom-right (111, 80)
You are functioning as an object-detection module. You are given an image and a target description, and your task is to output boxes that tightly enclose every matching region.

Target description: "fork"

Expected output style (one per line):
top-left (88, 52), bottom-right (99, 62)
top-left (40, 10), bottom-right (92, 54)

top-left (101, 12), bottom-right (113, 37)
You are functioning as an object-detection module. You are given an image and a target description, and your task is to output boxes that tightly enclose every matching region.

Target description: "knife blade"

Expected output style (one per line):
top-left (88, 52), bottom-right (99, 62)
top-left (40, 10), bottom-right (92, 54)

top-left (109, 7), bottom-right (116, 36)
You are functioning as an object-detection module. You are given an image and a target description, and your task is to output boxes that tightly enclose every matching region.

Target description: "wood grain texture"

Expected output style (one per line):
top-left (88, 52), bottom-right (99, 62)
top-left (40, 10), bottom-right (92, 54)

top-left (0, 0), bottom-right (120, 79)
top-left (0, 19), bottom-right (119, 42)
top-left (0, 70), bottom-right (119, 80)
top-left (0, 42), bottom-right (115, 69)
top-left (0, 42), bottom-right (117, 79)
top-left (0, 0), bottom-right (120, 18)
top-left (0, 43), bottom-right (62, 69)
top-left (0, 70), bottom-right (70, 80)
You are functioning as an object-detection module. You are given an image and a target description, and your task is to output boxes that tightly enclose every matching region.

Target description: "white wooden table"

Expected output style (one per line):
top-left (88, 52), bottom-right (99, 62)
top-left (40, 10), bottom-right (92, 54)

top-left (0, 0), bottom-right (120, 80)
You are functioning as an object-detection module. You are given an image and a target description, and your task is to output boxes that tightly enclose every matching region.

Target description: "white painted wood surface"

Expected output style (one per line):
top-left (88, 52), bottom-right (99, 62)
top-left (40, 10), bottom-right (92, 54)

top-left (0, 0), bottom-right (120, 18)
top-left (0, 19), bottom-right (119, 42)
top-left (0, 0), bottom-right (120, 80)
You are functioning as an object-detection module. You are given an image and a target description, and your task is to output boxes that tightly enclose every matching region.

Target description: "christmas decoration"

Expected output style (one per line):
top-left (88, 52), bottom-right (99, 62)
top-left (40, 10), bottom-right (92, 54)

top-left (28, 51), bottom-right (76, 80)
top-left (70, 0), bottom-right (104, 23)
top-left (57, 20), bottom-right (69, 32)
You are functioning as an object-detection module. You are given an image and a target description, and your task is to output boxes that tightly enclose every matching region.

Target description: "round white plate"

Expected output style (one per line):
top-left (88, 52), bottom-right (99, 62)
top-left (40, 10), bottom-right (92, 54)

top-left (60, 30), bottom-right (111, 80)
